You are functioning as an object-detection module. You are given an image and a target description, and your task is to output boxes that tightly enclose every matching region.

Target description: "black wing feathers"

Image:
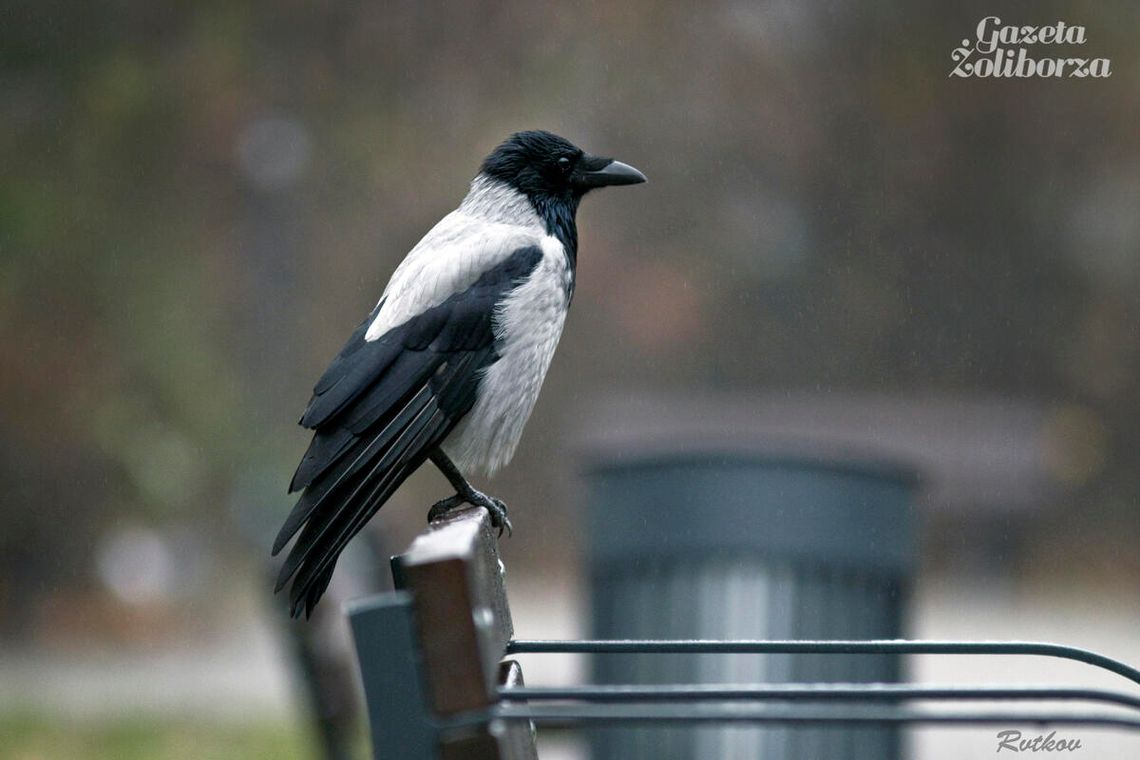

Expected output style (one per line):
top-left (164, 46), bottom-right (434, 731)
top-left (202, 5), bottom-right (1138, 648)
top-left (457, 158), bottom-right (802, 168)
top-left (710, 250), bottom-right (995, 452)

top-left (300, 302), bottom-right (383, 426)
top-left (275, 245), bottom-right (543, 617)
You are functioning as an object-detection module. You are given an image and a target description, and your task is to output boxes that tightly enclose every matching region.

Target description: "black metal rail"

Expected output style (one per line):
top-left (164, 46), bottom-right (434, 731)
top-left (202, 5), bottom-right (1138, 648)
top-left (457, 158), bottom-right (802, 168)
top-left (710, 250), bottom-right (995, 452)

top-left (487, 704), bottom-right (1140, 730)
top-left (507, 639), bottom-right (1140, 687)
top-left (499, 684), bottom-right (1140, 711)
top-left (489, 639), bottom-right (1140, 733)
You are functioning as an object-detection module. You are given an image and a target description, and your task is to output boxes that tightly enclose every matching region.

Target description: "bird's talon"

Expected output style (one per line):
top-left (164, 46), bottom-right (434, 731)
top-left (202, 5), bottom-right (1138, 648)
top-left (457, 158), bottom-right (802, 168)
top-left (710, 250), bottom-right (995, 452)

top-left (428, 494), bottom-right (465, 523)
top-left (488, 498), bottom-right (513, 537)
top-left (428, 489), bottom-right (511, 537)
top-left (482, 495), bottom-right (512, 537)
top-left (466, 490), bottom-right (511, 537)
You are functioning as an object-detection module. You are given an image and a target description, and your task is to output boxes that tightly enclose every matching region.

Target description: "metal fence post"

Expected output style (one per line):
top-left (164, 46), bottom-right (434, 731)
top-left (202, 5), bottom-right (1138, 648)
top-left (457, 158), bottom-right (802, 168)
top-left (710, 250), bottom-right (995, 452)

top-left (347, 591), bottom-right (440, 760)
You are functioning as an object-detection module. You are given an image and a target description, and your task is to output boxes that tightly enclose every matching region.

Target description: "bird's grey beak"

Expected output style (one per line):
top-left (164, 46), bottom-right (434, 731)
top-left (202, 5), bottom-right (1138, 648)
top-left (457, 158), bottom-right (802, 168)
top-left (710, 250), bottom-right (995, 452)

top-left (574, 158), bottom-right (647, 189)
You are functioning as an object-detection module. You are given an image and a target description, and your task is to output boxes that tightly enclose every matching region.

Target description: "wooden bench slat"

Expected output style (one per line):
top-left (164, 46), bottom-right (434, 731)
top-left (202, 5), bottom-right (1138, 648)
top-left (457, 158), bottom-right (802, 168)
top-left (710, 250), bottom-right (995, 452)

top-left (393, 507), bottom-right (514, 715)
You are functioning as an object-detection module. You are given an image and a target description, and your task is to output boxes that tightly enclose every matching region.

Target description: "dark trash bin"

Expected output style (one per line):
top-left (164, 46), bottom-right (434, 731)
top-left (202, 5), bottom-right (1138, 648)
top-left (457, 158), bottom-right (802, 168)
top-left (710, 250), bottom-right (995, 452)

top-left (587, 451), bottom-right (917, 760)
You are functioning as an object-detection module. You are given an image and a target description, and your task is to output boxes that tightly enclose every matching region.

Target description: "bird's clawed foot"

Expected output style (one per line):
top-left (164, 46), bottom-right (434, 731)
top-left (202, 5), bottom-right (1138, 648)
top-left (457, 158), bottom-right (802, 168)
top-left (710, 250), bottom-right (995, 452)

top-left (428, 488), bottom-right (513, 537)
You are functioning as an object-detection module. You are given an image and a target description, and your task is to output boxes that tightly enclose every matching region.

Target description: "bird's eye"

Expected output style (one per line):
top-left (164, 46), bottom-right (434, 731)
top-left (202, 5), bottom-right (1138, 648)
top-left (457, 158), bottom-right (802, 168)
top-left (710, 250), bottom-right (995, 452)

top-left (557, 156), bottom-right (571, 173)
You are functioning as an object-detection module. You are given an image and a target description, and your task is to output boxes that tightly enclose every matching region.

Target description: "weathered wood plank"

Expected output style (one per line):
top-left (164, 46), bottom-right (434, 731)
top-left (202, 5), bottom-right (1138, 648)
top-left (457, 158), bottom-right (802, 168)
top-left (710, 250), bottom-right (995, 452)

top-left (392, 506), bottom-right (514, 716)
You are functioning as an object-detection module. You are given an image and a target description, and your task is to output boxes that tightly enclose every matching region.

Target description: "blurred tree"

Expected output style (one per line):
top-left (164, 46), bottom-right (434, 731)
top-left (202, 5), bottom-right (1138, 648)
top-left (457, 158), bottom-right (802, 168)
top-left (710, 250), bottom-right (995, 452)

top-left (1, 0), bottom-right (1138, 640)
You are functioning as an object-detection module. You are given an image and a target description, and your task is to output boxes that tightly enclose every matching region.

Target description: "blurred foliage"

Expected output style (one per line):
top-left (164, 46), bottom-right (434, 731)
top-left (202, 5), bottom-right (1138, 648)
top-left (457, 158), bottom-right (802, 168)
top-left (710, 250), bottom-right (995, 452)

top-left (0, 712), bottom-right (321, 760)
top-left (1, 0), bottom-right (1138, 640)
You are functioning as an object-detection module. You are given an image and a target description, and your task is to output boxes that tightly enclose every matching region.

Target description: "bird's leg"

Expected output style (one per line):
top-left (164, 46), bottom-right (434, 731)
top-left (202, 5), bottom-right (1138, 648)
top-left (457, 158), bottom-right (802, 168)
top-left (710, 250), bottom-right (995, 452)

top-left (427, 449), bottom-right (512, 536)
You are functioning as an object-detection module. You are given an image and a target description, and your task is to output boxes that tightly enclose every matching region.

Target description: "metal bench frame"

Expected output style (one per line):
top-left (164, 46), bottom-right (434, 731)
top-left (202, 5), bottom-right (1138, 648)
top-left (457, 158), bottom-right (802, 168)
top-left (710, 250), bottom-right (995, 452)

top-left (348, 508), bottom-right (1140, 759)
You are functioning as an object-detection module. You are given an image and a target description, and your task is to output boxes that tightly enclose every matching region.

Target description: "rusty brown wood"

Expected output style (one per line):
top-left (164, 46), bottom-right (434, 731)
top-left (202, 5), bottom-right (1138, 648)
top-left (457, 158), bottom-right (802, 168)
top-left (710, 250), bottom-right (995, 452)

top-left (392, 506), bottom-right (514, 716)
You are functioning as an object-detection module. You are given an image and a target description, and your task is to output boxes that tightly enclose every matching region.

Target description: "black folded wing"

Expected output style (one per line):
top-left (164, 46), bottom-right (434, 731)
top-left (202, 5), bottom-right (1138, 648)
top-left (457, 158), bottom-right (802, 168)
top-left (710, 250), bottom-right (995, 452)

top-left (274, 244), bottom-right (543, 617)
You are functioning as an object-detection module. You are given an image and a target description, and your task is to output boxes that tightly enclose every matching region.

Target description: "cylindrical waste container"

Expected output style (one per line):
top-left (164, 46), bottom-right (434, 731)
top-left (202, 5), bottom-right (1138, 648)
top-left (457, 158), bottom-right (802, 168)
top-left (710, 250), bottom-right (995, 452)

top-left (587, 452), bottom-right (917, 760)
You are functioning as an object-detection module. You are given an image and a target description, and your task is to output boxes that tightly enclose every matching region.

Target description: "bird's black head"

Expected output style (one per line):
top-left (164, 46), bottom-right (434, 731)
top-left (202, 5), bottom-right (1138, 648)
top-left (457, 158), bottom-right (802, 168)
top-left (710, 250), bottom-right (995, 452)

top-left (479, 130), bottom-right (646, 204)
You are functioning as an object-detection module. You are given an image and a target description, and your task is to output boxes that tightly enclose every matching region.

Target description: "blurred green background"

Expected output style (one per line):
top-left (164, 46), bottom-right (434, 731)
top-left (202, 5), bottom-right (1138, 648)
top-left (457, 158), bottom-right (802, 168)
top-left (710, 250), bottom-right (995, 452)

top-left (2, 1), bottom-right (1138, 758)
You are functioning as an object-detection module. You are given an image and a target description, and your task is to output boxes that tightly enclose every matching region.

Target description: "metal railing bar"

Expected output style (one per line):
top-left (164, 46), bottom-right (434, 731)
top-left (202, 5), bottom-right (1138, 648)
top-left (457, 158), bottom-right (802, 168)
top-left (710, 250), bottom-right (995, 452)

top-left (485, 703), bottom-right (1140, 730)
top-left (506, 640), bottom-right (1140, 687)
top-left (497, 684), bottom-right (1140, 711)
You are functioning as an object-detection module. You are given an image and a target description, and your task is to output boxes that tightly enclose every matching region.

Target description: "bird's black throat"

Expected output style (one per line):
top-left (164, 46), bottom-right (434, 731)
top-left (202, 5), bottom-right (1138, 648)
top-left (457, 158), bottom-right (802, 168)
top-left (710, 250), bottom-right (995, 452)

top-left (530, 191), bottom-right (580, 270)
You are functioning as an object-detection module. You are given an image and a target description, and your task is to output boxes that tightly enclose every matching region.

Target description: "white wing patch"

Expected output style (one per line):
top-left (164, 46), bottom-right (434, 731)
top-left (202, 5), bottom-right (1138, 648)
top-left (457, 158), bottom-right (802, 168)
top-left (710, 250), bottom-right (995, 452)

top-left (364, 177), bottom-right (544, 342)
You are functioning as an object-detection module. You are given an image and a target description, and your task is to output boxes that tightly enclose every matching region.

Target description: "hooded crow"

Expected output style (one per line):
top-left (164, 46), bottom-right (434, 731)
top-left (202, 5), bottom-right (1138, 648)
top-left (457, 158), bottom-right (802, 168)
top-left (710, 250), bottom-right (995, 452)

top-left (273, 130), bottom-right (646, 617)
